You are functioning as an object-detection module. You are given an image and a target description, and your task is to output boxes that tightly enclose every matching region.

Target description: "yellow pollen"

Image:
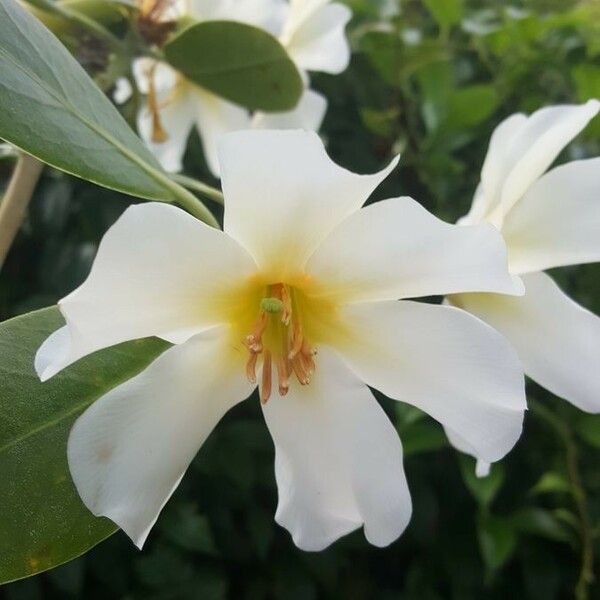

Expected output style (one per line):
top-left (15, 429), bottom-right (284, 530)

top-left (243, 282), bottom-right (321, 402)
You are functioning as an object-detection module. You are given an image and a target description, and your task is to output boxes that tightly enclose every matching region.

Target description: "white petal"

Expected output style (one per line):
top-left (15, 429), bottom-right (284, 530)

top-left (113, 77), bottom-right (132, 105)
top-left (192, 87), bottom-right (251, 178)
top-left (306, 196), bottom-right (522, 303)
top-left (132, 59), bottom-right (178, 96)
top-left (502, 158), bottom-right (600, 273)
top-left (68, 327), bottom-right (254, 548)
top-left (137, 89), bottom-right (196, 173)
top-left (252, 89), bottom-right (327, 132)
top-left (190, 0), bottom-right (287, 34)
top-left (487, 100), bottom-right (600, 224)
top-left (282, 0), bottom-right (352, 74)
top-left (453, 271), bottom-right (600, 413)
top-left (459, 114), bottom-right (528, 225)
top-left (262, 348), bottom-right (411, 551)
top-left (337, 301), bottom-right (526, 463)
top-left (36, 203), bottom-right (256, 381)
top-left (444, 426), bottom-right (492, 478)
top-left (219, 129), bottom-right (398, 280)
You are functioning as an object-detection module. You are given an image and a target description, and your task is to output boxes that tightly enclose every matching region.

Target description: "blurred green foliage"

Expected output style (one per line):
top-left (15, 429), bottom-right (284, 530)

top-left (1, 0), bottom-right (600, 598)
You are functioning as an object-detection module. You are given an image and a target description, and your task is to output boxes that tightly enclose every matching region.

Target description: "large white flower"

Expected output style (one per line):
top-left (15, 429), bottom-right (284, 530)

top-left (36, 130), bottom-right (525, 551)
top-left (447, 100), bottom-right (600, 473)
top-left (134, 0), bottom-right (349, 175)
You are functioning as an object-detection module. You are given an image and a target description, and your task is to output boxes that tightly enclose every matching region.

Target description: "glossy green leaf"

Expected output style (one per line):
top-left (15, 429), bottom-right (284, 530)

top-left (0, 0), bottom-right (177, 201)
top-left (0, 307), bottom-right (169, 584)
top-left (163, 20), bottom-right (303, 112)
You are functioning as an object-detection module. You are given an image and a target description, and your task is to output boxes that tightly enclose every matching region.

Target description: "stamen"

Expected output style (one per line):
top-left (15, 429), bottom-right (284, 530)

top-left (276, 356), bottom-right (289, 396)
top-left (261, 350), bottom-right (272, 404)
top-left (146, 65), bottom-right (168, 143)
top-left (245, 352), bottom-right (258, 384)
top-left (280, 285), bottom-right (292, 325)
top-left (291, 354), bottom-right (310, 385)
top-left (288, 321), bottom-right (303, 360)
top-left (244, 311), bottom-right (267, 352)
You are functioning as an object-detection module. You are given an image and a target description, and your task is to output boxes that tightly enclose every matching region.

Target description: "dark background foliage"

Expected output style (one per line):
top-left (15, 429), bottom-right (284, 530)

top-left (2, 0), bottom-right (600, 598)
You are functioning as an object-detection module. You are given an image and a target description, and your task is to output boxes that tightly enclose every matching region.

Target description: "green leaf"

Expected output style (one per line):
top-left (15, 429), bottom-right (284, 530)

top-left (0, 307), bottom-right (169, 584)
top-left (459, 455), bottom-right (505, 508)
top-left (0, 0), bottom-right (178, 201)
top-left (477, 513), bottom-right (517, 576)
top-left (401, 419), bottom-right (448, 457)
top-left (530, 471), bottom-right (571, 496)
top-left (509, 508), bottom-right (573, 543)
top-left (574, 413), bottom-right (600, 448)
top-left (163, 20), bottom-right (303, 112)
top-left (423, 0), bottom-right (463, 29)
top-left (446, 85), bottom-right (500, 129)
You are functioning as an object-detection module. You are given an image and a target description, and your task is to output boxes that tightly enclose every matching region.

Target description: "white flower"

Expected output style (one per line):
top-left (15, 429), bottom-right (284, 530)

top-left (447, 100), bottom-right (600, 473)
top-left (135, 0), bottom-right (350, 176)
top-left (36, 130), bottom-right (525, 551)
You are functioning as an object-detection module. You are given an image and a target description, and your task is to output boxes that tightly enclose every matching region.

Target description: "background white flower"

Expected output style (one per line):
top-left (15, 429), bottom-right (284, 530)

top-left (36, 130), bottom-right (525, 552)
top-left (134, 0), bottom-right (350, 176)
top-left (447, 100), bottom-right (600, 474)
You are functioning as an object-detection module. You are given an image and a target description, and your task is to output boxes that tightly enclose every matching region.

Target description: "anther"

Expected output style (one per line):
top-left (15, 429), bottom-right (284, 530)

top-left (261, 350), bottom-right (272, 404)
top-left (146, 65), bottom-right (168, 143)
top-left (276, 356), bottom-right (289, 396)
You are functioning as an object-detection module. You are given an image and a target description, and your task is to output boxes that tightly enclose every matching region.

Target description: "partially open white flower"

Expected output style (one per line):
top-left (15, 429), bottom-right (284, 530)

top-left (447, 100), bottom-right (600, 473)
top-left (135, 0), bottom-right (349, 176)
top-left (36, 130), bottom-right (525, 551)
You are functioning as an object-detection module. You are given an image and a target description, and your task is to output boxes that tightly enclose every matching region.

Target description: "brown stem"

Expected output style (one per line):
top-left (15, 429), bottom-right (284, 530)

top-left (0, 153), bottom-right (44, 269)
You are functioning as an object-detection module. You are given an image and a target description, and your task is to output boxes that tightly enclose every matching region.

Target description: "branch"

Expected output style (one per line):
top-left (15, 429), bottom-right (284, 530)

top-left (0, 153), bottom-right (44, 269)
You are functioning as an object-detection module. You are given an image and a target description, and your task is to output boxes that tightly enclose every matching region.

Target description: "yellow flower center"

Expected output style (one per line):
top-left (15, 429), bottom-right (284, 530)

top-left (237, 281), bottom-right (339, 404)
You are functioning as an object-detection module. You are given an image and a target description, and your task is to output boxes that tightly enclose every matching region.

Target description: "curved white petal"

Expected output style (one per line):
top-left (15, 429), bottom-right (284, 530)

top-left (453, 272), bottom-right (600, 413)
top-left (219, 129), bottom-right (397, 280)
top-left (35, 203), bottom-right (257, 381)
top-left (503, 159), bottom-right (600, 274)
top-left (252, 89), bottom-right (327, 132)
top-left (306, 196), bottom-right (522, 303)
top-left (282, 0), bottom-right (352, 74)
top-left (444, 426), bottom-right (492, 478)
top-left (192, 87), bottom-right (251, 178)
top-left (337, 301), bottom-right (526, 463)
top-left (190, 0), bottom-right (287, 34)
top-left (485, 101), bottom-right (600, 225)
top-left (460, 114), bottom-right (528, 225)
top-left (262, 348), bottom-right (411, 551)
top-left (68, 327), bottom-right (254, 548)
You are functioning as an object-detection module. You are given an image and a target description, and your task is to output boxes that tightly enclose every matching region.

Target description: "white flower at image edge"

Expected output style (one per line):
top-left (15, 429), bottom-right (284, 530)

top-left (134, 0), bottom-right (350, 176)
top-left (447, 100), bottom-right (600, 476)
top-left (36, 130), bottom-right (526, 551)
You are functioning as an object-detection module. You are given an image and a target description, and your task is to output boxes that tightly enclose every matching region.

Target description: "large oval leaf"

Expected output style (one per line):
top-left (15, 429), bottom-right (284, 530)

top-left (164, 20), bottom-right (303, 112)
top-left (0, 0), bottom-right (175, 201)
top-left (0, 307), bottom-right (169, 584)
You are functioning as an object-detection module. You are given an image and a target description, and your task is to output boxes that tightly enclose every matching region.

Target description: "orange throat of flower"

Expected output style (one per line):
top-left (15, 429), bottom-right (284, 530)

top-left (242, 283), bottom-right (318, 405)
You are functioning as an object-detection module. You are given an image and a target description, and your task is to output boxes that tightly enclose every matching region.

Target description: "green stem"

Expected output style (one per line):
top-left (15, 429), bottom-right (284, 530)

top-left (24, 0), bottom-right (124, 50)
top-left (160, 178), bottom-right (220, 228)
top-left (170, 173), bottom-right (224, 205)
top-left (0, 153), bottom-right (44, 269)
top-left (530, 399), bottom-right (595, 600)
